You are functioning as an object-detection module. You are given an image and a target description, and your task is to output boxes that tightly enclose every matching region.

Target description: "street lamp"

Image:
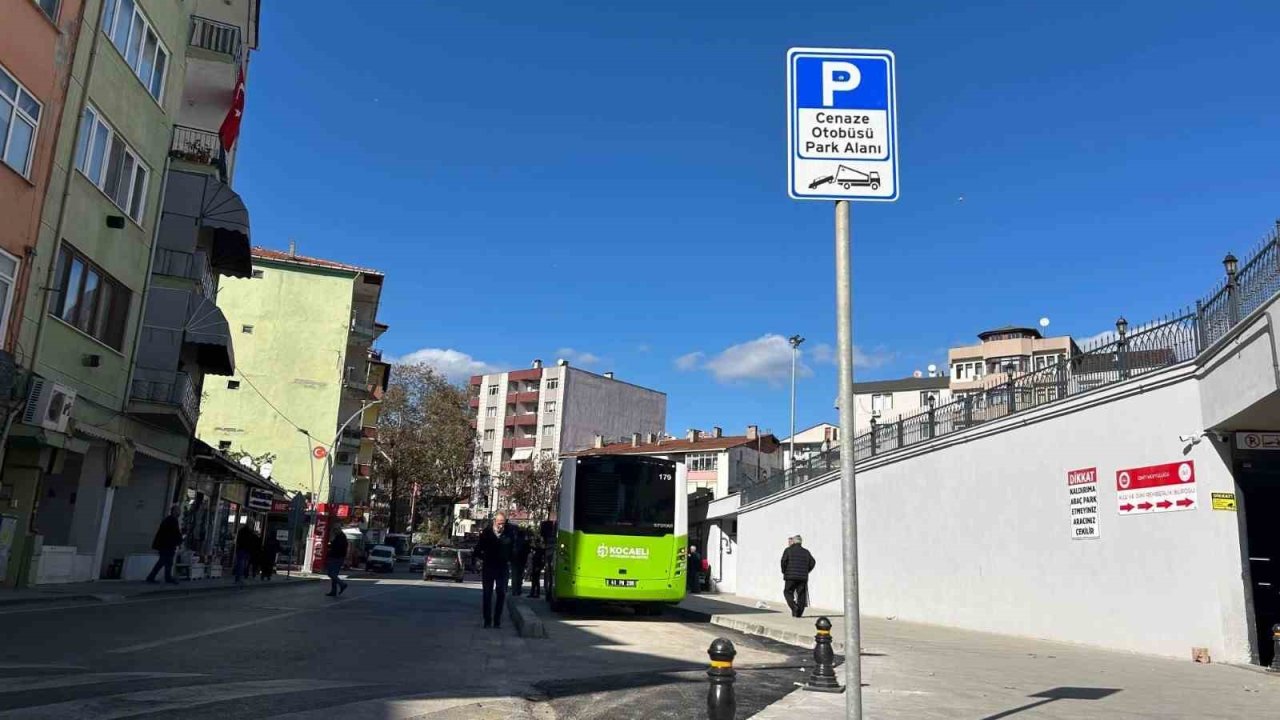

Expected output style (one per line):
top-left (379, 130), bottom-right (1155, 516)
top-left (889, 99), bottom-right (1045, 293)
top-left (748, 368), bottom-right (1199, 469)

top-left (788, 334), bottom-right (805, 469)
top-left (303, 400), bottom-right (382, 573)
top-left (1115, 315), bottom-right (1128, 339)
top-left (1222, 252), bottom-right (1238, 279)
top-left (1116, 316), bottom-right (1129, 380)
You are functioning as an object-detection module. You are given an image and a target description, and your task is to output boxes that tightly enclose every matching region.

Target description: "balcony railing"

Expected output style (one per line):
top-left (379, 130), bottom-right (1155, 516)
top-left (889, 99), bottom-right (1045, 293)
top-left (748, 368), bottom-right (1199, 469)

top-left (189, 16), bottom-right (243, 60)
top-left (154, 249), bottom-right (214, 299)
top-left (130, 372), bottom-right (198, 428)
top-left (170, 126), bottom-right (224, 180)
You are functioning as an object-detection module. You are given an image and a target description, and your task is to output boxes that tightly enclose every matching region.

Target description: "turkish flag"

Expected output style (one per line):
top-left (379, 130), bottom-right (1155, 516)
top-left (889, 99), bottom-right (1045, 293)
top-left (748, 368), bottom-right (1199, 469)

top-left (219, 68), bottom-right (246, 152)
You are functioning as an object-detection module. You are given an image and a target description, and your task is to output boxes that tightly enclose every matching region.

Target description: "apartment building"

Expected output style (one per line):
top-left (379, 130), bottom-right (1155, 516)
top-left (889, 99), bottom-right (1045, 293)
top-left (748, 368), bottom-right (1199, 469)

top-left (850, 375), bottom-right (951, 433)
top-left (0, 0), bottom-right (265, 587)
top-left (949, 325), bottom-right (1077, 391)
top-left (469, 360), bottom-right (665, 510)
top-left (780, 422), bottom-right (840, 469)
top-left (197, 246), bottom-right (389, 513)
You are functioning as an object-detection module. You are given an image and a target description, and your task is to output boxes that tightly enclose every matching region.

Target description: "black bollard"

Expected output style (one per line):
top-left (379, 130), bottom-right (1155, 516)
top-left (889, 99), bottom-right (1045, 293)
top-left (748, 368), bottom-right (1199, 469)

top-left (806, 616), bottom-right (845, 693)
top-left (707, 637), bottom-right (737, 720)
top-left (1271, 625), bottom-right (1280, 673)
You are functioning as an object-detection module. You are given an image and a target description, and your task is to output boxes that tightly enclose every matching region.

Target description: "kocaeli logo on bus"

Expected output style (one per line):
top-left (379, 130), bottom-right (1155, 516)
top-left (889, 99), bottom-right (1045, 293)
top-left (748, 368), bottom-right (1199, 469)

top-left (596, 544), bottom-right (650, 560)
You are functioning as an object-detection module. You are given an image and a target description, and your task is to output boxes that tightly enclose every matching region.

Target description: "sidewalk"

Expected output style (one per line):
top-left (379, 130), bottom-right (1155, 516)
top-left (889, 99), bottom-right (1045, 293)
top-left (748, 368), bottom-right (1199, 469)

top-left (676, 593), bottom-right (1280, 719)
top-left (0, 573), bottom-right (319, 608)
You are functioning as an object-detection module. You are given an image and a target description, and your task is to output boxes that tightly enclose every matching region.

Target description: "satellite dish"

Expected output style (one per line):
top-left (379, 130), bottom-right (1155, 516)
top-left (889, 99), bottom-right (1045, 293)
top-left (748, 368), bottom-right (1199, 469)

top-left (912, 370), bottom-right (923, 378)
top-left (1039, 317), bottom-right (1051, 328)
top-left (927, 363), bottom-right (937, 373)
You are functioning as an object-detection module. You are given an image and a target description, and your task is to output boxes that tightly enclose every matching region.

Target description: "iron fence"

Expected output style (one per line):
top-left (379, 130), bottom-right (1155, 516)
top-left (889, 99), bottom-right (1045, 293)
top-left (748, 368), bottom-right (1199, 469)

top-left (740, 221), bottom-right (1280, 506)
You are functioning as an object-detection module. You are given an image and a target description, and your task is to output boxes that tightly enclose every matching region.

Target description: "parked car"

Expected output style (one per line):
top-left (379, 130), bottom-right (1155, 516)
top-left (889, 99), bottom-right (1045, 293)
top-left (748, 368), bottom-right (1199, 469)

top-left (385, 533), bottom-right (412, 564)
top-left (408, 545), bottom-right (432, 573)
top-left (367, 545), bottom-right (396, 573)
top-left (422, 547), bottom-right (465, 582)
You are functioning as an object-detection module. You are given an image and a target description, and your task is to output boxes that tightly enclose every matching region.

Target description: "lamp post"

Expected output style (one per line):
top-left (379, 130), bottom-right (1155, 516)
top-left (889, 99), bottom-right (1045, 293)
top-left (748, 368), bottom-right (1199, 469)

top-left (1115, 316), bottom-right (1129, 380)
top-left (303, 400), bottom-right (382, 573)
top-left (788, 334), bottom-right (805, 469)
top-left (1223, 252), bottom-right (1240, 324)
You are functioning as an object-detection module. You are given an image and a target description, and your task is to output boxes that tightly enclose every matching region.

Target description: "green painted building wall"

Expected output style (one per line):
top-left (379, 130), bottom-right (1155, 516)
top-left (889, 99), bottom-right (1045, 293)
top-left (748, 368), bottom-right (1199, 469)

top-left (197, 259), bottom-right (357, 497)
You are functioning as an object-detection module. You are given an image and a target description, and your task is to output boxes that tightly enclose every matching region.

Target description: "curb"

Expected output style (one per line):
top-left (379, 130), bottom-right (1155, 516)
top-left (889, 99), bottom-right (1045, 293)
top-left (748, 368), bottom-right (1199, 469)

top-left (0, 576), bottom-right (321, 608)
top-left (709, 615), bottom-right (842, 654)
top-left (0, 593), bottom-right (101, 608)
top-left (507, 597), bottom-right (547, 639)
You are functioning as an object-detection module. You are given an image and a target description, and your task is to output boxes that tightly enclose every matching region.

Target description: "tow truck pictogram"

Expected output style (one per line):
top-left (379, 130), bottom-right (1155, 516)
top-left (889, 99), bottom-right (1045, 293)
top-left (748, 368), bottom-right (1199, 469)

top-left (809, 165), bottom-right (881, 191)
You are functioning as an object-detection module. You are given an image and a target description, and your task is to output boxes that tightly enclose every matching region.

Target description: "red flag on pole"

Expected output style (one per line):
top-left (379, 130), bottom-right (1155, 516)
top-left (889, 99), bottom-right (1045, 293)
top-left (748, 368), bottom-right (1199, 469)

top-left (219, 68), bottom-right (246, 152)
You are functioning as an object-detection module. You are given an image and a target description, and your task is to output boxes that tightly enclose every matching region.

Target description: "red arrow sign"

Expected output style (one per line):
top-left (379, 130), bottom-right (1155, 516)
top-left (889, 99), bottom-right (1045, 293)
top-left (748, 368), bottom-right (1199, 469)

top-left (1156, 500), bottom-right (1173, 509)
top-left (1137, 502), bottom-right (1154, 511)
top-left (1176, 498), bottom-right (1194, 507)
top-left (1120, 503), bottom-right (1135, 512)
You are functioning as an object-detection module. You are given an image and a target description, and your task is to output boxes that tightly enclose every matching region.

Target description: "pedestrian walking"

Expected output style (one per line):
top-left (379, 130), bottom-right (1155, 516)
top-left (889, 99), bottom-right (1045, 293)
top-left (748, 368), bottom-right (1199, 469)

top-left (476, 512), bottom-right (516, 628)
top-left (687, 544), bottom-right (702, 594)
top-left (260, 533), bottom-right (280, 580)
top-left (324, 526), bottom-right (349, 597)
top-left (511, 528), bottom-right (530, 596)
top-left (781, 534), bottom-right (816, 618)
top-left (528, 533), bottom-right (546, 599)
top-left (233, 522), bottom-right (259, 585)
top-left (145, 504), bottom-right (183, 585)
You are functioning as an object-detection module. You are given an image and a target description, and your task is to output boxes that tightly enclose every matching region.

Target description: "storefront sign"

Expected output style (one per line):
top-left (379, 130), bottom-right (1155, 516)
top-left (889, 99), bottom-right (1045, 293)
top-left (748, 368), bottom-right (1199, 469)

top-left (1237, 432), bottom-right (1280, 450)
top-left (1067, 467), bottom-right (1100, 539)
top-left (247, 488), bottom-right (273, 512)
top-left (310, 514), bottom-right (329, 573)
top-left (315, 503), bottom-right (351, 518)
top-left (1117, 461), bottom-right (1197, 515)
top-left (271, 499), bottom-right (290, 513)
top-left (1211, 492), bottom-right (1237, 511)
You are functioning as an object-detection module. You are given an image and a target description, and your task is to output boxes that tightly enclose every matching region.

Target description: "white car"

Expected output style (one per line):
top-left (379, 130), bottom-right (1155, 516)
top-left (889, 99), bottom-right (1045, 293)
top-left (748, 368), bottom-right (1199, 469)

top-left (367, 545), bottom-right (396, 573)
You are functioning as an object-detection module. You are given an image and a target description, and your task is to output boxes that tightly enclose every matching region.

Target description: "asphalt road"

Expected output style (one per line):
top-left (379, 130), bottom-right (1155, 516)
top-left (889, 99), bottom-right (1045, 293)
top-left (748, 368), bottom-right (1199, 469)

top-left (0, 571), bottom-right (811, 719)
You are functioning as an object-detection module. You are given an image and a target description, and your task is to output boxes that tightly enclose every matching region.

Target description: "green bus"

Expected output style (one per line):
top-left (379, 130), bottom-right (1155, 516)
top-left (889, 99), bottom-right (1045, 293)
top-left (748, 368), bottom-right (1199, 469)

top-left (545, 454), bottom-right (688, 612)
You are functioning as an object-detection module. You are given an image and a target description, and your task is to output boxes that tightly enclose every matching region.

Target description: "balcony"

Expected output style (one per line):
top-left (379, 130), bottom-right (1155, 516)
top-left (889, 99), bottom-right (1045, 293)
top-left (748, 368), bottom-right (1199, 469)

top-left (501, 461), bottom-right (531, 473)
top-left (157, 169), bottom-right (251, 278)
top-left (361, 426), bottom-right (378, 441)
top-left (502, 437), bottom-right (536, 449)
top-left (505, 413), bottom-right (539, 426)
top-left (507, 390), bottom-right (539, 404)
top-left (154, 248), bottom-right (215, 299)
top-left (189, 15), bottom-right (243, 61)
top-left (170, 126), bottom-right (224, 181)
top-left (129, 372), bottom-right (198, 432)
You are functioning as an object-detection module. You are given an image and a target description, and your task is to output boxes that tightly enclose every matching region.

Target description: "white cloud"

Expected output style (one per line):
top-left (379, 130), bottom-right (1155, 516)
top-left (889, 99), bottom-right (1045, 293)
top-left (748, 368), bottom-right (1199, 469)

top-left (555, 347), bottom-right (603, 366)
top-left (674, 351), bottom-right (705, 371)
top-left (853, 346), bottom-right (894, 369)
top-left (392, 348), bottom-right (500, 382)
top-left (636, 343), bottom-right (653, 354)
top-left (704, 334), bottom-right (812, 385)
top-left (811, 343), bottom-right (835, 364)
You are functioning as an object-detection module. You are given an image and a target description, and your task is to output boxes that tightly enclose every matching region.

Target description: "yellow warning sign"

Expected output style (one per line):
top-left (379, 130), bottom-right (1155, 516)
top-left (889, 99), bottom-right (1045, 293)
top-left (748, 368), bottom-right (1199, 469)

top-left (1211, 493), bottom-right (1236, 511)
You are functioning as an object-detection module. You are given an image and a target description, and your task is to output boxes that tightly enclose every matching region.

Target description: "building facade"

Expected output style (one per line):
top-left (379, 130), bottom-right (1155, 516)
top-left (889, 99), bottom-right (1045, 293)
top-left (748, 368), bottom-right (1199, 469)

top-left (949, 326), bottom-right (1076, 392)
top-left (850, 375), bottom-right (951, 433)
top-left (780, 422), bottom-right (840, 469)
top-left (196, 247), bottom-right (388, 514)
top-left (468, 360), bottom-right (665, 510)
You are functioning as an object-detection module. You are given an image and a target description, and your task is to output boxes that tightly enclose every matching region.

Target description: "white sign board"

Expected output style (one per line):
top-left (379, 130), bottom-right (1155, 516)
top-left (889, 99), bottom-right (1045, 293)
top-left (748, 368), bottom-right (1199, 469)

top-left (1116, 461), bottom-right (1197, 515)
top-left (787, 47), bottom-right (899, 201)
top-left (1067, 468), bottom-right (1100, 539)
top-left (1237, 432), bottom-right (1280, 450)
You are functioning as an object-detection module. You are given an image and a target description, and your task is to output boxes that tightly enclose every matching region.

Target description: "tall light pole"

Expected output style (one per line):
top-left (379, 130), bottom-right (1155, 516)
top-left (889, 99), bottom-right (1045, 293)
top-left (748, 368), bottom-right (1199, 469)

top-left (788, 334), bottom-right (805, 469)
top-left (303, 399), bottom-right (382, 573)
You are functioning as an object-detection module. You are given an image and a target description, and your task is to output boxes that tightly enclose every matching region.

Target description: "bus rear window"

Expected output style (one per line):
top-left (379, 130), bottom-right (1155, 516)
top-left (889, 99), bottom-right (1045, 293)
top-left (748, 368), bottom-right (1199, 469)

top-left (575, 457), bottom-right (676, 536)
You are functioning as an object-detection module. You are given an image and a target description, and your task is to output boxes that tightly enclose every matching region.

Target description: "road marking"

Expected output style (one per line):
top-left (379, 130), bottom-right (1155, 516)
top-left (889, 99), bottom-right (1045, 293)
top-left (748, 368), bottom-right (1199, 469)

top-left (0, 678), bottom-right (365, 719)
top-left (0, 673), bottom-right (203, 693)
top-left (106, 587), bottom-right (401, 655)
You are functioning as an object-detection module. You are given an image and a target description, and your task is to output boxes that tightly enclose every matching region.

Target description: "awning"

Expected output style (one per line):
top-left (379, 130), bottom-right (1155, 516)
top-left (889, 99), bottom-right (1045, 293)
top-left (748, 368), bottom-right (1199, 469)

top-left (512, 447), bottom-right (535, 461)
top-left (184, 293), bottom-right (235, 376)
top-left (191, 439), bottom-right (288, 496)
top-left (159, 170), bottom-right (252, 278)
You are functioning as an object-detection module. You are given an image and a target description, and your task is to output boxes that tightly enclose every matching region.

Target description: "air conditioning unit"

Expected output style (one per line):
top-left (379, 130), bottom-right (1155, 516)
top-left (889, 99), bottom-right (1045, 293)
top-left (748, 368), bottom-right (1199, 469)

top-left (23, 379), bottom-right (76, 433)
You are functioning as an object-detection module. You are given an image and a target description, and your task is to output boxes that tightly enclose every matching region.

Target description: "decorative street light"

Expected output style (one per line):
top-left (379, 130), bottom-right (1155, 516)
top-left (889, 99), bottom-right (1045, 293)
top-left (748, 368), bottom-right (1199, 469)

top-left (1115, 315), bottom-right (1128, 339)
top-left (1116, 316), bottom-right (1129, 380)
top-left (1222, 252), bottom-right (1239, 279)
top-left (788, 334), bottom-right (805, 469)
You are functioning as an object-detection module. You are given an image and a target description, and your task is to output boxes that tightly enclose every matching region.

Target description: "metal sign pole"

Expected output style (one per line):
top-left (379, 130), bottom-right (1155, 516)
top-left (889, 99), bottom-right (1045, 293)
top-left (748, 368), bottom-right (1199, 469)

top-left (834, 199), bottom-right (863, 718)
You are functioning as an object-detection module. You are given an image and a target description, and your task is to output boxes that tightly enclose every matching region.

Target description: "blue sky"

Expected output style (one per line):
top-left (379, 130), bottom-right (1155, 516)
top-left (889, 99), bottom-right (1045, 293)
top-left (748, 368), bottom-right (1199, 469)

top-left (235, 0), bottom-right (1280, 439)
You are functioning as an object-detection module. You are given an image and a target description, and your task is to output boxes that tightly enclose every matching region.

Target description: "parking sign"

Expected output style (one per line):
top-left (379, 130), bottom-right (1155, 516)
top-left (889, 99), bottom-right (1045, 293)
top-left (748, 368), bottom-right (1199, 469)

top-left (787, 47), bottom-right (899, 201)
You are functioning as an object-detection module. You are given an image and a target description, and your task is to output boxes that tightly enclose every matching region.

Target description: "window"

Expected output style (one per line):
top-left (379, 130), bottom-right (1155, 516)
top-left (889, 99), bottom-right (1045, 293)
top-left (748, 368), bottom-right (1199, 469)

top-left (483, 452), bottom-right (493, 465)
top-left (483, 429), bottom-right (496, 442)
top-left (574, 456), bottom-right (675, 536)
top-left (217, 440), bottom-right (232, 450)
top-left (0, 65), bottom-right (41, 179)
top-left (871, 393), bottom-right (894, 412)
top-left (33, 0), bottom-right (60, 20)
top-left (545, 377), bottom-right (559, 390)
top-left (487, 384), bottom-right (499, 396)
top-left (241, 324), bottom-right (253, 334)
top-left (485, 406), bottom-right (497, 418)
top-left (0, 250), bottom-right (18, 342)
top-left (251, 269), bottom-right (264, 279)
top-left (920, 390), bottom-right (940, 407)
top-left (544, 400), bottom-right (556, 414)
top-left (687, 452), bottom-right (718, 472)
top-left (542, 424), bottom-right (554, 439)
top-left (540, 448), bottom-right (555, 458)
top-left (51, 245), bottom-right (130, 350)
top-left (227, 380), bottom-right (240, 390)
top-left (73, 106), bottom-right (148, 221)
top-left (101, 0), bottom-right (168, 102)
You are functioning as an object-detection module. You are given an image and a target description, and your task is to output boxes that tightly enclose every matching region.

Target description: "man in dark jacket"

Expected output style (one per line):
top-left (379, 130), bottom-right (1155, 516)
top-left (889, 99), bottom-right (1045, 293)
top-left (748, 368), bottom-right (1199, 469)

top-left (324, 527), bottom-right (349, 597)
top-left (687, 545), bottom-right (702, 594)
top-left (781, 534), bottom-right (816, 618)
top-left (511, 528), bottom-right (530, 596)
top-left (234, 523), bottom-right (259, 585)
top-left (475, 512), bottom-right (516, 628)
top-left (146, 505), bottom-right (183, 584)
top-left (527, 534), bottom-right (546, 599)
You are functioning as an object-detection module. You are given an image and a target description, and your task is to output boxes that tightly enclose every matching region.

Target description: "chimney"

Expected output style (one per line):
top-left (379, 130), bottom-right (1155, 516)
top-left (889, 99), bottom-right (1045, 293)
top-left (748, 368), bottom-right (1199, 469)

top-left (532, 359), bottom-right (542, 369)
top-left (746, 425), bottom-right (759, 440)
top-left (287, 239), bottom-right (297, 257)
top-left (711, 426), bottom-right (722, 439)
top-left (593, 434), bottom-right (605, 449)
top-left (687, 429), bottom-right (699, 442)
top-left (646, 432), bottom-right (658, 444)
top-left (631, 433), bottom-right (642, 447)
top-left (557, 359), bottom-right (569, 367)
top-left (604, 371), bottom-right (614, 379)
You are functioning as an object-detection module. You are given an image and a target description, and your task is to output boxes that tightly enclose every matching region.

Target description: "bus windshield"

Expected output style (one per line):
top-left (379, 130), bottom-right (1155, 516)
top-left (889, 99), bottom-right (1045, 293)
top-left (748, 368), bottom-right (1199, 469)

top-left (575, 456), bottom-right (676, 536)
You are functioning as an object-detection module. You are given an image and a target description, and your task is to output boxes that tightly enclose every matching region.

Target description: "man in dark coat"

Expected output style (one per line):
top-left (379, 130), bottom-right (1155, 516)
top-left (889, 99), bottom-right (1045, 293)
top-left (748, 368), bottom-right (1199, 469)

top-left (511, 528), bottom-right (531, 596)
top-left (687, 545), bottom-right (702, 594)
top-left (527, 534), bottom-right (546, 599)
top-left (260, 533), bottom-right (281, 580)
top-left (146, 505), bottom-right (183, 584)
top-left (324, 527), bottom-right (349, 597)
top-left (781, 534), bottom-right (816, 618)
top-left (234, 523), bottom-right (259, 585)
top-left (475, 512), bottom-right (516, 628)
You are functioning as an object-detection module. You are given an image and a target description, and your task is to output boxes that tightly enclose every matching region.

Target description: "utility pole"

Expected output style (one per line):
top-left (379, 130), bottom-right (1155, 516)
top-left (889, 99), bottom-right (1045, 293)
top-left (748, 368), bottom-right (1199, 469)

top-left (834, 199), bottom-right (863, 716)
top-left (788, 334), bottom-right (805, 469)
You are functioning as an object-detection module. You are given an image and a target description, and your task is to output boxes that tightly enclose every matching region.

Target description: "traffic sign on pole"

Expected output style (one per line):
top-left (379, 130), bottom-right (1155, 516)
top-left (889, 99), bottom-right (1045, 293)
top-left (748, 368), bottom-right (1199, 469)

top-left (787, 47), bottom-right (899, 201)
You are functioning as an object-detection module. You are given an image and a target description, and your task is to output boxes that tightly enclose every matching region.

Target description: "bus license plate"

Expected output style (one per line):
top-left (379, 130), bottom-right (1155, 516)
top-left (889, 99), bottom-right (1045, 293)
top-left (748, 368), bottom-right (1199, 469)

top-left (606, 579), bottom-right (637, 588)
